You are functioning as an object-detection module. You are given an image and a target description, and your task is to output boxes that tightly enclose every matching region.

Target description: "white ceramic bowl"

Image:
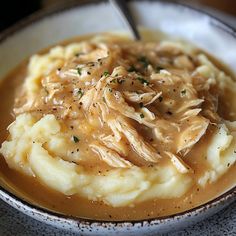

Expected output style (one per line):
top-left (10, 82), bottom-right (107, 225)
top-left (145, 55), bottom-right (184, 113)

top-left (0, 1), bottom-right (236, 235)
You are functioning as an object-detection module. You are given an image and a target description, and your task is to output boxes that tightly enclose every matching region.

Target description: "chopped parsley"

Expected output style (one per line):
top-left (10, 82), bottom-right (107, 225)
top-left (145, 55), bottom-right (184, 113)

top-left (103, 71), bottom-right (110, 77)
top-left (110, 79), bottom-right (116, 83)
top-left (77, 88), bottom-right (84, 98)
top-left (109, 78), bottom-right (125, 84)
top-left (77, 67), bottom-right (82, 75)
top-left (136, 77), bottom-right (149, 85)
top-left (140, 113), bottom-right (145, 119)
top-left (181, 89), bottom-right (187, 96)
top-left (72, 136), bottom-right (80, 143)
top-left (138, 56), bottom-right (150, 68)
top-left (127, 65), bottom-right (137, 72)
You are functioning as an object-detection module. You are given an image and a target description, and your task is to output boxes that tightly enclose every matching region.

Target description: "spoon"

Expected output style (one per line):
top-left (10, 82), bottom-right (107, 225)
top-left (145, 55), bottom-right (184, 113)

top-left (109, 0), bottom-right (141, 40)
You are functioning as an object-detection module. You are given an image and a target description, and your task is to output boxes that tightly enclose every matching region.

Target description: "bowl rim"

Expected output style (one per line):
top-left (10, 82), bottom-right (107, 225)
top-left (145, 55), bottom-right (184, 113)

top-left (0, 0), bottom-right (236, 227)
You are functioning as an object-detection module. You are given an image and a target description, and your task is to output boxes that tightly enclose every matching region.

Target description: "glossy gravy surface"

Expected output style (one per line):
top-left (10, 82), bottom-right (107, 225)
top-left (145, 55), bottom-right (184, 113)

top-left (0, 35), bottom-right (236, 221)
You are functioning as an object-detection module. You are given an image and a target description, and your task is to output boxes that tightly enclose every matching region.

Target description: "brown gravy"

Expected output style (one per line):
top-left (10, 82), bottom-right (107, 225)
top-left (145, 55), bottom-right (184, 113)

top-left (0, 35), bottom-right (236, 221)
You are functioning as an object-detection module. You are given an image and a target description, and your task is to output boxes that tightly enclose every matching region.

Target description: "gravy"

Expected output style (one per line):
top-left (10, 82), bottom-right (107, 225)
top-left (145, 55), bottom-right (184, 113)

top-left (0, 34), bottom-right (236, 221)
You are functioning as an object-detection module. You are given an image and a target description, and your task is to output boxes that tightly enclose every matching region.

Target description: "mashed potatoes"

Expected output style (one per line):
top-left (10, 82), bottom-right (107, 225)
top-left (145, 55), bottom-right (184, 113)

top-left (1, 113), bottom-right (191, 206)
top-left (1, 34), bottom-right (236, 207)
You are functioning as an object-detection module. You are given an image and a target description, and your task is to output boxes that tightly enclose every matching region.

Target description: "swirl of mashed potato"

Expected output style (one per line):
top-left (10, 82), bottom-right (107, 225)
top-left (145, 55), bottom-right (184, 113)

top-left (1, 33), bottom-right (236, 207)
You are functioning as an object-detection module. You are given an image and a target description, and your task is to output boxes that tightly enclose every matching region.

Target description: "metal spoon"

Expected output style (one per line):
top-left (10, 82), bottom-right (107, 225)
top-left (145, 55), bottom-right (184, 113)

top-left (109, 0), bottom-right (141, 40)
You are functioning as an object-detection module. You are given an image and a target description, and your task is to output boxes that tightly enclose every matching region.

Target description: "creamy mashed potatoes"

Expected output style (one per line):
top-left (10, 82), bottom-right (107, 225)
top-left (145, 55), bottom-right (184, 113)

top-left (1, 33), bottom-right (236, 216)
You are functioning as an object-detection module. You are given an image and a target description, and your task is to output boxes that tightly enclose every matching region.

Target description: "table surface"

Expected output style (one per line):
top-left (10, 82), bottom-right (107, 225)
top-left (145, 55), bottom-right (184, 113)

top-left (0, 4), bottom-right (236, 236)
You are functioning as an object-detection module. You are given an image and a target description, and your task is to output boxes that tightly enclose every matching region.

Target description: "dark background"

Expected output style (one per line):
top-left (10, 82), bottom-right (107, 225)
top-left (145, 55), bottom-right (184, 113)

top-left (0, 0), bottom-right (41, 31)
top-left (0, 0), bottom-right (235, 32)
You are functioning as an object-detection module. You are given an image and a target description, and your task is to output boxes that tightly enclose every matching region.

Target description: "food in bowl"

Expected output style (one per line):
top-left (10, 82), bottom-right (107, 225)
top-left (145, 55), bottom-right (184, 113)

top-left (0, 33), bottom-right (236, 221)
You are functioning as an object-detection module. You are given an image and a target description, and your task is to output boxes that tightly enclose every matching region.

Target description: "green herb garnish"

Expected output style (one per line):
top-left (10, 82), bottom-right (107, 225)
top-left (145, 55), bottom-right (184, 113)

top-left (138, 56), bottom-right (150, 68)
top-left (77, 67), bottom-right (82, 75)
top-left (181, 89), bottom-right (187, 96)
top-left (103, 71), bottom-right (110, 77)
top-left (140, 113), bottom-right (145, 119)
top-left (127, 65), bottom-right (137, 72)
top-left (77, 88), bottom-right (84, 98)
top-left (72, 136), bottom-right (80, 143)
top-left (110, 79), bottom-right (116, 83)
top-left (137, 77), bottom-right (149, 85)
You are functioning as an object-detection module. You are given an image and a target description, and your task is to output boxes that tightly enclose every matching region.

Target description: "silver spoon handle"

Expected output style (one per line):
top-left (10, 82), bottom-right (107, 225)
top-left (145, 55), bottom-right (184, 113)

top-left (109, 0), bottom-right (141, 40)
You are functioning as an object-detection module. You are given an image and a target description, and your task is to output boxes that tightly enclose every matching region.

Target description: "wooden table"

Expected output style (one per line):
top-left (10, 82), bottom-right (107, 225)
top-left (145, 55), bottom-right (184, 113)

top-left (198, 0), bottom-right (236, 16)
top-left (41, 0), bottom-right (236, 17)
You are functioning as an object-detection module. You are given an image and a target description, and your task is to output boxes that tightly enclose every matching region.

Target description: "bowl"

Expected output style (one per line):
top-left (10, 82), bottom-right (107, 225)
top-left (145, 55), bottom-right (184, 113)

top-left (0, 0), bottom-right (236, 235)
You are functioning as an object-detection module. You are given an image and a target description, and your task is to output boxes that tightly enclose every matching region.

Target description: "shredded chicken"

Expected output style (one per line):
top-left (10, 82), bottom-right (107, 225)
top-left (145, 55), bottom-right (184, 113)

top-left (104, 88), bottom-right (156, 128)
top-left (79, 88), bottom-right (96, 110)
top-left (177, 116), bottom-right (209, 154)
top-left (12, 36), bottom-right (222, 173)
top-left (180, 108), bottom-right (202, 121)
top-left (165, 152), bottom-right (193, 174)
top-left (176, 99), bottom-right (204, 113)
top-left (90, 143), bottom-right (133, 168)
top-left (99, 134), bottom-right (128, 156)
top-left (123, 91), bottom-right (162, 106)
top-left (109, 116), bottom-right (161, 163)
